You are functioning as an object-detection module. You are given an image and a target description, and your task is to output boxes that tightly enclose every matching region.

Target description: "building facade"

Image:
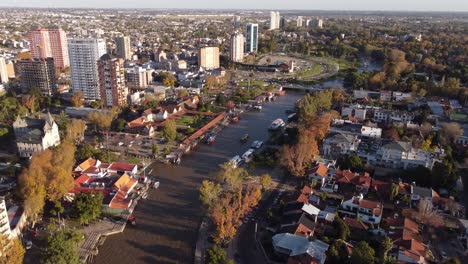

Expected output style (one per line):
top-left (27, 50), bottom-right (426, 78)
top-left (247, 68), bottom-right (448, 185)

top-left (270, 11), bottom-right (280, 30)
top-left (125, 66), bottom-right (154, 92)
top-left (229, 31), bottom-right (245, 62)
top-left (13, 112), bottom-right (60, 158)
top-left (245, 23), bottom-right (258, 53)
top-left (115, 36), bottom-right (132, 60)
top-left (68, 38), bottom-right (107, 101)
top-left (47, 28), bottom-right (70, 68)
top-left (297, 16), bottom-right (303, 27)
top-left (16, 58), bottom-right (56, 95)
top-left (28, 28), bottom-right (69, 69)
top-left (0, 57), bottom-right (8, 84)
top-left (198, 46), bottom-right (220, 70)
top-left (98, 54), bottom-right (128, 107)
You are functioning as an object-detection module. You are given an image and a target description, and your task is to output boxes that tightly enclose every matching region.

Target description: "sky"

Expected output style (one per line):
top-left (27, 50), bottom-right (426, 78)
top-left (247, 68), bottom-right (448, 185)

top-left (1, 0), bottom-right (468, 12)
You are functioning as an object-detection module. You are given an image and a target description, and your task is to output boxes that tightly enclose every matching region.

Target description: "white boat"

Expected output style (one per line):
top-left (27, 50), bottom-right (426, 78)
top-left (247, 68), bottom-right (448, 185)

top-left (241, 149), bottom-right (255, 163)
top-left (269, 118), bottom-right (285, 130)
top-left (153, 181), bottom-right (160, 189)
top-left (142, 192), bottom-right (148, 199)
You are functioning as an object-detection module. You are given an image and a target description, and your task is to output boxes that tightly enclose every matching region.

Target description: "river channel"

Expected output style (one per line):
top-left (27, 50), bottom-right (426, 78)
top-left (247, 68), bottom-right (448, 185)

top-left (93, 92), bottom-right (305, 264)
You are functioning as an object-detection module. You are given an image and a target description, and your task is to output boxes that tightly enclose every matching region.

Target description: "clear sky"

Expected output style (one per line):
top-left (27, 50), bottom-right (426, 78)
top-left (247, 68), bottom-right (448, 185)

top-left (1, 0), bottom-right (468, 12)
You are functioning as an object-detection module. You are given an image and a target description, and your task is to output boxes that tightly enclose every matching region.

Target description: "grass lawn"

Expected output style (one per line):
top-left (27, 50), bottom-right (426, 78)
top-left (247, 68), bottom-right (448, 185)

top-left (176, 115), bottom-right (209, 129)
top-left (297, 64), bottom-right (324, 79)
top-left (451, 113), bottom-right (468, 121)
top-left (237, 79), bottom-right (267, 88)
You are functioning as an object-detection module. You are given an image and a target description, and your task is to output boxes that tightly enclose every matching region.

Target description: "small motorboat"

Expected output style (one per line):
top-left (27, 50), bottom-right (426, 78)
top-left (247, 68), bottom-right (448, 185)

top-left (205, 134), bottom-right (217, 144)
top-left (232, 116), bottom-right (239, 123)
top-left (240, 134), bottom-right (249, 143)
top-left (153, 181), bottom-right (160, 189)
top-left (142, 192), bottom-right (148, 199)
top-left (128, 213), bottom-right (136, 226)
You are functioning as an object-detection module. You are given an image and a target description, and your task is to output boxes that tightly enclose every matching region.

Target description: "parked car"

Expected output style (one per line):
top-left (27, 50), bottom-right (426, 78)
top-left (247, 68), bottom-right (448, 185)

top-left (251, 141), bottom-right (263, 149)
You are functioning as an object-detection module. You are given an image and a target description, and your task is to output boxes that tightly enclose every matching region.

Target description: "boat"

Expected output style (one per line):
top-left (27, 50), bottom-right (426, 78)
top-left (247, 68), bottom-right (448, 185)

top-left (241, 149), bottom-right (255, 163)
top-left (205, 134), bottom-right (217, 144)
top-left (269, 118), bottom-right (285, 130)
top-left (232, 116), bottom-right (239, 123)
top-left (240, 134), bottom-right (249, 143)
top-left (142, 192), bottom-right (148, 199)
top-left (253, 105), bottom-right (262, 111)
top-left (153, 181), bottom-right (160, 189)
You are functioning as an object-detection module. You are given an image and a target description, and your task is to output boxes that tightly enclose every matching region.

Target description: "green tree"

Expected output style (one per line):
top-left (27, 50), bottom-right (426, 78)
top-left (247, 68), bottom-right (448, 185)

top-left (71, 192), bottom-right (104, 225)
top-left (380, 237), bottom-right (393, 260)
top-left (350, 241), bottom-right (375, 264)
top-left (76, 143), bottom-right (97, 161)
top-left (205, 246), bottom-right (232, 264)
top-left (162, 119), bottom-right (177, 142)
top-left (152, 144), bottom-right (160, 157)
top-left (333, 216), bottom-right (350, 240)
top-left (390, 183), bottom-right (399, 201)
top-left (43, 229), bottom-right (83, 264)
top-left (162, 73), bottom-right (176, 88)
top-left (114, 118), bottom-right (127, 132)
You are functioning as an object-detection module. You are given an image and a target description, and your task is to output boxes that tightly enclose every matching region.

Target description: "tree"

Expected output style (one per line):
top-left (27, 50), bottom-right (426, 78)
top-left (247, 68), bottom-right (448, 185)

top-left (177, 89), bottom-right (188, 98)
top-left (71, 192), bottom-right (104, 225)
top-left (439, 122), bottom-right (463, 146)
top-left (414, 199), bottom-right (442, 227)
top-left (76, 143), bottom-right (97, 161)
top-left (390, 183), bottom-right (399, 201)
top-left (162, 119), bottom-right (177, 141)
top-left (350, 241), bottom-right (375, 264)
top-left (162, 73), bottom-right (176, 88)
top-left (70, 92), bottom-right (84, 107)
top-left (66, 119), bottom-right (86, 143)
top-left (380, 237), bottom-right (393, 259)
top-left (0, 236), bottom-right (25, 264)
top-left (87, 110), bottom-right (117, 132)
top-left (260, 174), bottom-right (272, 189)
top-left (43, 229), bottom-right (83, 264)
top-left (151, 144), bottom-right (160, 157)
top-left (333, 216), bottom-right (350, 240)
top-left (199, 180), bottom-right (222, 209)
top-left (114, 118), bottom-right (127, 132)
top-left (205, 246), bottom-right (231, 264)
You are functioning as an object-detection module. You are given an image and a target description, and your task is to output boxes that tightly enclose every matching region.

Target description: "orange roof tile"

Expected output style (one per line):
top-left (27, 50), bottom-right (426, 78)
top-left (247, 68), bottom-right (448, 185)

top-left (309, 163), bottom-right (328, 178)
top-left (76, 158), bottom-right (97, 171)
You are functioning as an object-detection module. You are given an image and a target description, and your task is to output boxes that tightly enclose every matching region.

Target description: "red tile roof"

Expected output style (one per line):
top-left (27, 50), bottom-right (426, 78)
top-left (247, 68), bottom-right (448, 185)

top-left (308, 163), bottom-right (328, 178)
top-left (343, 217), bottom-right (369, 231)
top-left (108, 162), bottom-right (137, 172)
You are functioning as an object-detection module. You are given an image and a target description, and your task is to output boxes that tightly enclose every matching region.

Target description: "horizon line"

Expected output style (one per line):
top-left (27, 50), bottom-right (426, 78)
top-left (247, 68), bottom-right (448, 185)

top-left (0, 6), bottom-right (468, 13)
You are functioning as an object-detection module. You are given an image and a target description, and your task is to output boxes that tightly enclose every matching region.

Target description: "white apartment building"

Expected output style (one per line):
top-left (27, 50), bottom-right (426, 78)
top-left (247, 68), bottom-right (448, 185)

top-left (0, 197), bottom-right (11, 239)
top-left (0, 57), bottom-right (8, 84)
top-left (230, 31), bottom-right (245, 62)
top-left (297, 16), bottom-right (303, 27)
top-left (198, 46), bottom-right (219, 70)
top-left (373, 110), bottom-right (415, 123)
top-left (270, 11), bottom-right (280, 30)
top-left (68, 38), bottom-right (106, 101)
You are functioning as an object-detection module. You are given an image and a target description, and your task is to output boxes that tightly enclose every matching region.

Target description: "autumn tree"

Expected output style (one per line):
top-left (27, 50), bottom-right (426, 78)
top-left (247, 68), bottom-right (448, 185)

top-left (177, 89), bottom-right (189, 98)
top-left (439, 122), bottom-right (463, 146)
top-left (70, 92), bottom-right (84, 107)
top-left (380, 237), bottom-right (393, 260)
top-left (217, 162), bottom-right (246, 191)
top-left (162, 119), bottom-right (177, 141)
top-left (199, 180), bottom-right (222, 209)
top-left (162, 73), bottom-right (176, 88)
top-left (0, 235), bottom-right (25, 264)
top-left (414, 199), bottom-right (443, 227)
top-left (260, 174), bottom-right (272, 189)
top-left (66, 119), bottom-right (86, 143)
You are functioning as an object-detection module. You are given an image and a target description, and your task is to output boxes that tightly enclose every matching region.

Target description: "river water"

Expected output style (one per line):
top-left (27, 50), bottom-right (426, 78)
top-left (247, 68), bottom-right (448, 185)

top-left (93, 92), bottom-right (305, 264)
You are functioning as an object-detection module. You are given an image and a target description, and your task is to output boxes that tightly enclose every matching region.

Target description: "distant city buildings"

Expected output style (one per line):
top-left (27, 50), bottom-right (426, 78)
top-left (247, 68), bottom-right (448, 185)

top-left (245, 23), bottom-right (258, 53)
top-left (98, 54), bottom-right (128, 107)
top-left (13, 112), bottom-right (60, 158)
top-left (297, 16), bottom-right (303, 27)
top-left (68, 38), bottom-right (106, 101)
top-left (198, 46), bottom-right (219, 70)
top-left (16, 58), bottom-right (56, 95)
top-left (27, 28), bottom-right (69, 68)
top-left (229, 31), bottom-right (245, 63)
top-left (115, 36), bottom-right (132, 60)
top-left (270, 11), bottom-right (280, 30)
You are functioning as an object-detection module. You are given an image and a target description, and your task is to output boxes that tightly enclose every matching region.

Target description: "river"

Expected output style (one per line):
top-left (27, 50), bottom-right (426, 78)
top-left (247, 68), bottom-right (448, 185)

top-left (92, 92), bottom-right (305, 264)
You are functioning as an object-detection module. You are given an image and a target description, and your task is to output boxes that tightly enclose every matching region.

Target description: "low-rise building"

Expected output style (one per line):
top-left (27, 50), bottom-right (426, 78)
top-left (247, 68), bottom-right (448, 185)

top-left (339, 194), bottom-right (383, 225)
top-left (272, 233), bottom-right (329, 264)
top-left (13, 112), bottom-right (60, 158)
top-left (322, 132), bottom-right (360, 159)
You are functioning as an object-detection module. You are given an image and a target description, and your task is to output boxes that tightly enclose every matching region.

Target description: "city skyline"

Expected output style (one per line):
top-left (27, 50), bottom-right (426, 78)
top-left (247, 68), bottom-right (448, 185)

top-left (1, 0), bottom-right (468, 12)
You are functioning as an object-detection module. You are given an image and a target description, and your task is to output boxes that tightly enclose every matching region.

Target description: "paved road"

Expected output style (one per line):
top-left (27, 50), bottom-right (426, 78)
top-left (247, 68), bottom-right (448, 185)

top-left (93, 92), bottom-right (305, 264)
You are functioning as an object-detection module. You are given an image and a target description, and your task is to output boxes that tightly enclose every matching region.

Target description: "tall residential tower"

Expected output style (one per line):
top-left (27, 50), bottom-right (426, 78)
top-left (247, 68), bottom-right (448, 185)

top-left (198, 46), bottom-right (220, 70)
top-left (230, 31), bottom-right (245, 62)
top-left (68, 38), bottom-right (106, 101)
top-left (16, 58), bottom-right (56, 95)
top-left (27, 28), bottom-right (69, 68)
top-left (245, 24), bottom-right (258, 53)
top-left (98, 54), bottom-right (128, 107)
top-left (115, 36), bottom-right (132, 60)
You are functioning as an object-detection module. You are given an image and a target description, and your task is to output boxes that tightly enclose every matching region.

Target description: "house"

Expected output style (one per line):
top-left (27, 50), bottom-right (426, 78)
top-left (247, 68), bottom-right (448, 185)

top-left (339, 194), bottom-right (383, 225)
top-left (373, 110), bottom-right (415, 123)
top-left (341, 105), bottom-right (367, 120)
top-left (342, 217), bottom-right (369, 233)
top-left (13, 112), bottom-right (60, 157)
top-left (410, 186), bottom-right (437, 203)
top-left (334, 170), bottom-right (371, 195)
top-left (322, 132), bottom-right (359, 159)
top-left (307, 163), bottom-right (330, 187)
top-left (280, 213), bottom-right (317, 239)
top-left (272, 233), bottom-right (329, 264)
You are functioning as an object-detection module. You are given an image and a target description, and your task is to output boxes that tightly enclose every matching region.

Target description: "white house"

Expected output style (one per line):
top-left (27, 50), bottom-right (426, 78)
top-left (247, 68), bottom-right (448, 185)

top-left (339, 194), bottom-right (383, 225)
top-left (13, 112), bottom-right (61, 158)
top-left (272, 233), bottom-right (329, 264)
